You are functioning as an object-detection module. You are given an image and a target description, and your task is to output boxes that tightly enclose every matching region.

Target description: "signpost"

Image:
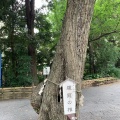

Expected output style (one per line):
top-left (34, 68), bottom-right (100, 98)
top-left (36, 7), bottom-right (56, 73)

top-left (43, 66), bottom-right (50, 79)
top-left (43, 66), bottom-right (50, 76)
top-left (60, 78), bottom-right (77, 120)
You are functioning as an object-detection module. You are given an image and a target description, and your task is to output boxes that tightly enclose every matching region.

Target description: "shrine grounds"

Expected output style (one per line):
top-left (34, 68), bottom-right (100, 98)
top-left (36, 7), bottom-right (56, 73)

top-left (0, 81), bottom-right (120, 120)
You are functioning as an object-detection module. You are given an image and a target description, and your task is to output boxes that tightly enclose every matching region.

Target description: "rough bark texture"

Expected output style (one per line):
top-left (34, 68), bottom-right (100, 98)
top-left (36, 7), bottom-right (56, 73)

top-left (25, 0), bottom-right (38, 85)
top-left (31, 81), bottom-right (44, 114)
top-left (31, 0), bottom-right (95, 120)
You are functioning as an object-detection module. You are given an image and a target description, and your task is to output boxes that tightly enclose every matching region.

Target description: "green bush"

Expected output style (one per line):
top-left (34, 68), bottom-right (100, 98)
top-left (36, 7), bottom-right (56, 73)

top-left (83, 73), bottom-right (102, 80)
top-left (106, 67), bottom-right (120, 78)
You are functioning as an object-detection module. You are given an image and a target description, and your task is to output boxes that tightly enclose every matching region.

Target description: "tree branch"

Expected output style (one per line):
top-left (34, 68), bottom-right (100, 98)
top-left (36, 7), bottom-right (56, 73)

top-left (89, 30), bottom-right (119, 42)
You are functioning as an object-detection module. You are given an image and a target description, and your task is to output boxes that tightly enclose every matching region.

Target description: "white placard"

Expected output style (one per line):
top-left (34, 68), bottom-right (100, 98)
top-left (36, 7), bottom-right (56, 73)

top-left (43, 67), bottom-right (50, 75)
top-left (61, 79), bottom-right (76, 115)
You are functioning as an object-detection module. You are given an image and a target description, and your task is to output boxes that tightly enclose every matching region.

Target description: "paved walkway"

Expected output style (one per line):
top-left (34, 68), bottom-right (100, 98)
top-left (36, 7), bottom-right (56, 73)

top-left (0, 99), bottom-right (38, 120)
top-left (0, 81), bottom-right (120, 120)
top-left (80, 81), bottom-right (120, 120)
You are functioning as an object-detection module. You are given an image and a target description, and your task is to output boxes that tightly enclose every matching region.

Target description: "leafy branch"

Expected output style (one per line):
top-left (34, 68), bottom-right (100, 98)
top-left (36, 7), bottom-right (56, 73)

top-left (89, 30), bottom-right (119, 42)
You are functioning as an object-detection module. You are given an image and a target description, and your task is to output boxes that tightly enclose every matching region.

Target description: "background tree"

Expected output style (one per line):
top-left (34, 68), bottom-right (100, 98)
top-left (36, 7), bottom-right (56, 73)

top-left (0, 0), bottom-right (53, 86)
top-left (1, 0), bottom-right (120, 88)
top-left (0, 0), bottom-right (32, 86)
top-left (46, 0), bottom-right (120, 79)
top-left (35, 13), bottom-right (53, 81)
top-left (84, 0), bottom-right (120, 79)
top-left (25, 0), bottom-right (38, 85)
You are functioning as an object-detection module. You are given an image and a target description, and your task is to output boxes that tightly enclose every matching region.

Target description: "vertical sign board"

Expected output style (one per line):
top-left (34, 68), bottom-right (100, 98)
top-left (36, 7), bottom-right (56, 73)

top-left (60, 79), bottom-right (76, 117)
top-left (0, 52), bottom-right (1, 87)
top-left (43, 66), bottom-right (50, 75)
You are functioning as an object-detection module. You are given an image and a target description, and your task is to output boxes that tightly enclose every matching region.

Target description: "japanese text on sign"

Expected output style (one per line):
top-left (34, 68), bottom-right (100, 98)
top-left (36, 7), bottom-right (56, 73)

top-left (62, 79), bottom-right (76, 115)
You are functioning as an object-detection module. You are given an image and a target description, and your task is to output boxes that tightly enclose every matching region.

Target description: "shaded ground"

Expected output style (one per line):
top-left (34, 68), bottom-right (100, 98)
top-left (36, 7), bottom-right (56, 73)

top-left (0, 81), bottom-right (120, 120)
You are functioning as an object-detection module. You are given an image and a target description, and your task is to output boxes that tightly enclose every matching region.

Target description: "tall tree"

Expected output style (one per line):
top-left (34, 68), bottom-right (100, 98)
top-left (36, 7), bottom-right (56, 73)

top-left (25, 0), bottom-right (38, 85)
top-left (86, 0), bottom-right (120, 77)
top-left (0, 0), bottom-right (32, 87)
top-left (47, 0), bottom-right (120, 79)
top-left (31, 0), bottom-right (95, 120)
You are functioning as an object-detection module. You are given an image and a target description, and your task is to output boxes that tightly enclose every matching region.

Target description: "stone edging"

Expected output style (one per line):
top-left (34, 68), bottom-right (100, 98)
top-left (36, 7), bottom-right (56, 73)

top-left (0, 87), bottom-right (33, 100)
top-left (0, 77), bottom-right (118, 100)
top-left (82, 77), bottom-right (118, 89)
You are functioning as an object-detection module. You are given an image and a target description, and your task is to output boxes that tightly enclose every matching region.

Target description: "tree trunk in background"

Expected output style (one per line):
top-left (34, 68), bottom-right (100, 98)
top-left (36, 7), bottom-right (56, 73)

top-left (25, 0), bottom-right (38, 85)
top-left (88, 42), bottom-right (96, 74)
top-left (37, 0), bottom-right (95, 120)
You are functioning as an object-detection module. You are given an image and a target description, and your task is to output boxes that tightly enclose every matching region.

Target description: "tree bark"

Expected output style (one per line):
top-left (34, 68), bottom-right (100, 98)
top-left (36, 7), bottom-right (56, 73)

top-left (25, 0), bottom-right (38, 85)
top-left (32, 0), bottom-right (95, 120)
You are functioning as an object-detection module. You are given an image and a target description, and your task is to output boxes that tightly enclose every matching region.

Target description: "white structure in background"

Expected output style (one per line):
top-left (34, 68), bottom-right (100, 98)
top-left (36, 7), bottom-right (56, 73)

top-left (43, 66), bottom-right (50, 75)
top-left (0, 23), bottom-right (4, 29)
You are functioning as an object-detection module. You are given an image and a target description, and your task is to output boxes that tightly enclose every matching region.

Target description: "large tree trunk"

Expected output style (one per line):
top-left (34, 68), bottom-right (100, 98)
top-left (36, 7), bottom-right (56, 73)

top-left (25, 0), bottom-right (38, 85)
top-left (32, 0), bottom-right (95, 120)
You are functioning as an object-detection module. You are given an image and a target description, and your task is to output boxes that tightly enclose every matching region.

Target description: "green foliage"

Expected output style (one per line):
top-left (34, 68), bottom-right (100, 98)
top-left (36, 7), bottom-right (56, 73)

top-left (37, 75), bottom-right (44, 83)
top-left (34, 13), bottom-right (55, 78)
top-left (47, 0), bottom-right (120, 79)
top-left (3, 43), bottom-right (32, 87)
top-left (90, 0), bottom-right (120, 39)
top-left (16, 45), bottom-right (32, 86)
top-left (16, 57), bottom-right (32, 87)
top-left (1, 0), bottom-right (120, 87)
top-left (94, 40), bottom-right (120, 72)
top-left (106, 67), bottom-right (120, 78)
top-left (48, 0), bottom-right (67, 42)
top-left (84, 0), bottom-right (120, 79)
top-left (0, 0), bottom-right (34, 87)
top-left (83, 74), bottom-right (102, 80)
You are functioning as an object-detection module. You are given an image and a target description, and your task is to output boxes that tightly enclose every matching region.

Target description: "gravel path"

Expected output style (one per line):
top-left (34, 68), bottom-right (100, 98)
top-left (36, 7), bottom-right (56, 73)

top-left (0, 81), bottom-right (120, 120)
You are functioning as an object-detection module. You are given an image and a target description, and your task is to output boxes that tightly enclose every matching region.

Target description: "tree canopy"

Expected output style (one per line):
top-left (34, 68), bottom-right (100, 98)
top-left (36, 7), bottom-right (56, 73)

top-left (0, 0), bottom-right (120, 87)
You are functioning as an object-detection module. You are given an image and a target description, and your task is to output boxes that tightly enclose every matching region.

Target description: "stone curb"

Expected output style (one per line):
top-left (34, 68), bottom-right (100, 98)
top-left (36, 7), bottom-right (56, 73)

top-left (82, 77), bottom-right (118, 89)
top-left (0, 77), bottom-right (118, 100)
